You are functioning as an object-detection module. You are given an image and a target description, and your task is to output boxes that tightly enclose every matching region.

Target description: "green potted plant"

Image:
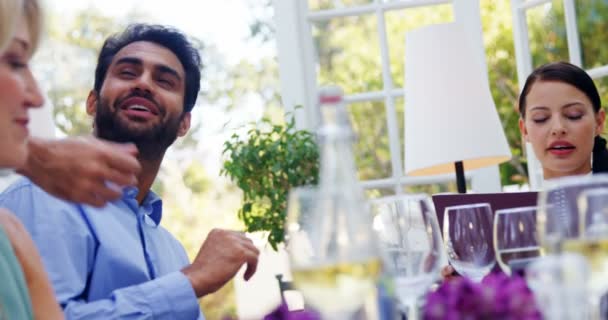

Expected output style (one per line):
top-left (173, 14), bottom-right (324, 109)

top-left (221, 114), bottom-right (319, 250)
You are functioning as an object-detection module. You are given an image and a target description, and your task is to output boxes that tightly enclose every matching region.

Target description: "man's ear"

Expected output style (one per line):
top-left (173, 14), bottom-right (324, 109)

top-left (518, 118), bottom-right (529, 142)
top-left (178, 112), bottom-right (191, 137)
top-left (86, 90), bottom-right (98, 116)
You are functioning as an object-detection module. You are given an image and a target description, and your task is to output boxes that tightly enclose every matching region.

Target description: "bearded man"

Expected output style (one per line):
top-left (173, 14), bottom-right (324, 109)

top-left (0, 24), bottom-right (259, 320)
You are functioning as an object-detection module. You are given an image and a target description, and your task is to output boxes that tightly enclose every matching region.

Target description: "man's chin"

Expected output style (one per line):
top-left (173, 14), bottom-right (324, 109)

top-left (97, 125), bottom-right (155, 144)
top-left (114, 118), bottom-right (159, 135)
top-left (117, 111), bottom-right (159, 126)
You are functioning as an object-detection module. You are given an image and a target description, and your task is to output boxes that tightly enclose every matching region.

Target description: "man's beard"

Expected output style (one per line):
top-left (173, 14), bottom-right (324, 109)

top-left (94, 97), bottom-right (183, 161)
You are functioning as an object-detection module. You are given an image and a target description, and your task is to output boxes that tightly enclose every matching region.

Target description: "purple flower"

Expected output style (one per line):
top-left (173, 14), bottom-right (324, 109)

top-left (423, 273), bottom-right (542, 320)
top-left (263, 302), bottom-right (320, 320)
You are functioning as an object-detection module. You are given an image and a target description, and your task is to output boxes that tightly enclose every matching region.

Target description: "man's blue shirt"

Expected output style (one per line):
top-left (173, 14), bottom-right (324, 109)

top-left (0, 178), bottom-right (203, 319)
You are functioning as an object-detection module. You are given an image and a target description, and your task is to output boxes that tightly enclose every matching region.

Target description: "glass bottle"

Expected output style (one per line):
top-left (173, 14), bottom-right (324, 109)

top-left (288, 86), bottom-right (380, 319)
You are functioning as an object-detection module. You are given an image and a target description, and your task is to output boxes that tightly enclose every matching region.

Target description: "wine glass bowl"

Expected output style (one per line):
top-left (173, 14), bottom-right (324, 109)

top-left (536, 175), bottom-right (608, 319)
top-left (370, 193), bottom-right (443, 319)
top-left (493, 206), bottom-right (540, 275)
top-left (537, 174), bottom-right (608, 253)
top-left (567, 187), bottom-right (608, 319)
top-left (443, 203), bottom-right (495, 281)
top-left (577, 188), bottom-right (608, 238)
top-left (286, 186), bottom-right (380, 318)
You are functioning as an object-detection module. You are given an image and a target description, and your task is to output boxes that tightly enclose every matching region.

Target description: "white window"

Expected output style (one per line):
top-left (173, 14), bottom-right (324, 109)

top-left (274, 0), bottom-right (503, 196)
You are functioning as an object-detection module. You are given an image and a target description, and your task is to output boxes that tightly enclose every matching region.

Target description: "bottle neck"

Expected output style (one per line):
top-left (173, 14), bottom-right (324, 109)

top-left (318, 134), bottom-right (360, 190)
top-left (317, 103), bottom-right (360, 191)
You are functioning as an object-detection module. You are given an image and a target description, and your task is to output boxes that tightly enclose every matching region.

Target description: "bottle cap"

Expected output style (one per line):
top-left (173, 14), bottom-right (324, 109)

top-left (318, 85), bottom-right (343, 104)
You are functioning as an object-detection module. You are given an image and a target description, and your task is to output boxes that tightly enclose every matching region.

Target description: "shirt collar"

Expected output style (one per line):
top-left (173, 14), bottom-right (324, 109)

top-left (122, 186), bottom-right (163, 226)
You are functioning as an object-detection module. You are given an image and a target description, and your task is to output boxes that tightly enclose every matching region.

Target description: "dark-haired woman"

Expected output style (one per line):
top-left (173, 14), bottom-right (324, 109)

top-left (518, 61), bottom-right (608, 178)
top-left (518, 61), bottom-right (608, 317)
top-left (442, 61), bottom-right (608, 280)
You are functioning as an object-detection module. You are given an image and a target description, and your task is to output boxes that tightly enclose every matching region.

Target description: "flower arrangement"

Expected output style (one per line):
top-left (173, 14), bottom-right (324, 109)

top-left (263, 302), bottom-right (320, 320)
top-left (423, 273), bottom-right (542, 320)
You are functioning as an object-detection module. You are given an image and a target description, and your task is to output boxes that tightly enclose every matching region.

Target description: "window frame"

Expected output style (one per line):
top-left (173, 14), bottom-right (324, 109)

top-left (274, 0), bottom-right (503, 194)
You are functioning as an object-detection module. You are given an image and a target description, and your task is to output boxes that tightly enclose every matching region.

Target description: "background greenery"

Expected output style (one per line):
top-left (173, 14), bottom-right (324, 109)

top-left (34, 0), bottom-right (608, 318)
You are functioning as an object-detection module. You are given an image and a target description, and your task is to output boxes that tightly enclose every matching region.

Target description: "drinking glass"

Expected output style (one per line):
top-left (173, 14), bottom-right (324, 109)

top-left (443, 203), bottom-right (495, 281)
top-left (286, 186), bottom-right (380, 319)
top-left (566, 188), bottom-right (608, 320)
top-left (370, 194), bottom-right (444, 320)
top-left (526, 253), bottom-right (590, 319)
top-left (493, 206), bottom-right (541, 275)
top-left (537, 174), bottom-right (608, 253)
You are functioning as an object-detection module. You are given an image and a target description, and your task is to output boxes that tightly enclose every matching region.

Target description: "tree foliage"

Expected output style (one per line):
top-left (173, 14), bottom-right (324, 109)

top-left (526, 0), bottom-right (608, 127)
top-left (35, 11), bottom-right (126, 136)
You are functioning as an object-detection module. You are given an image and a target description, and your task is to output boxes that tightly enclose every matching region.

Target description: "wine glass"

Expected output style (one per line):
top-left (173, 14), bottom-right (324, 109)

top-left (493, 206), bottom-right (541, 275)
top-left (443, 203), bottom-right (495, 281)
top-left (565, 188), bottom-right (608, 320)
top-left (525, 253), bottom-right (590, 319)
top-left (285, 186), bottom-right (380, 319)
top-left (369, 194), bottom-right (444, 320)
top-left (537, 174), bottom-right (608, 253)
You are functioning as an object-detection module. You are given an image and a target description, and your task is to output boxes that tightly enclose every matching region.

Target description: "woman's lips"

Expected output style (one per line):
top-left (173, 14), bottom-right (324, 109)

top-left (14, 118), bottom-right (29, 127)
top-left (548, 148), bottom-right (575, 156)
top-left (547, 141), bottom-right (575, 156)
top-left (14, 118), bottom-right (29, 137)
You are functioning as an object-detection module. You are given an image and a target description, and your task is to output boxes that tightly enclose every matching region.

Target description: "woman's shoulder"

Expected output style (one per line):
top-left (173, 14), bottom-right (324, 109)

top-left (0, 209), bottom-right (34, 320)
top-left (0, 209), bottom-right (27, 242)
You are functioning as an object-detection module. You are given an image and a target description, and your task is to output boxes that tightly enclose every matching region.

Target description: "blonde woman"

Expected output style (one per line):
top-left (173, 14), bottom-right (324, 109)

top-left (2, 0), bottom-right (141, 208)
top-left (0, 0), bottom-right (63, 318)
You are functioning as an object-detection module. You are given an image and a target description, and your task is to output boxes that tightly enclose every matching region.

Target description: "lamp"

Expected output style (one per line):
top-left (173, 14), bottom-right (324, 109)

top-left (404, 22), bottom-right (511, 193)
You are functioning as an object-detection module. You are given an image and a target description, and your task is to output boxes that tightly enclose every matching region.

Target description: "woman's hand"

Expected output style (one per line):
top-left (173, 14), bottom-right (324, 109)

top-left (18, 136), bottom-right (140, 207)
top-left (441, 265), bottom-right (458, 280)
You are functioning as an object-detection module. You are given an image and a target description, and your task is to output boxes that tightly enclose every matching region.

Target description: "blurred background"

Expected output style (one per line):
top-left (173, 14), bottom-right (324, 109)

top-left (27, 0), bottom-right (608, 318)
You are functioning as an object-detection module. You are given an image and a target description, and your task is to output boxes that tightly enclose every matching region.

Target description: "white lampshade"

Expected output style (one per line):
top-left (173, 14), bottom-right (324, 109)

top-left (404, 22), bottom-right (511, 176)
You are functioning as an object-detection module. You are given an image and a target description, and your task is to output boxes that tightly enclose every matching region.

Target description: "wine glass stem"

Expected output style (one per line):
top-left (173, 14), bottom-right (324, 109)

top-left (407, 301), bottom-right (418, 320)
top-left (322, 311), bottom-right (356, 320)
top-left (589, 295), bottom-right (602, 320)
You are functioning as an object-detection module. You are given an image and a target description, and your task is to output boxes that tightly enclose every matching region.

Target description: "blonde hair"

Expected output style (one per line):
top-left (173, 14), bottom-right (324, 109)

top-left (0, 0), bottom-right (22, 52)
top-left (0, 0), bottom-right (42, 54)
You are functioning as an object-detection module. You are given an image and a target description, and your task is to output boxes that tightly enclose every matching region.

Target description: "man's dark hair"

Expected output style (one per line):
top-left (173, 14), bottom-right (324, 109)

top-left (94, 23), bottom-right (202, 112)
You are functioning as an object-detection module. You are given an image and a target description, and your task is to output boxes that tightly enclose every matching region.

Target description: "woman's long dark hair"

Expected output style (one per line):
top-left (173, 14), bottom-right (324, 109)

top-left (518, 61), bottom-right (608, 173)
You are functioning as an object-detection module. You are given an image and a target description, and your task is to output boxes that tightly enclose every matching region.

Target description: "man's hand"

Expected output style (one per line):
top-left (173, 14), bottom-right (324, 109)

top-left (18, 137), bottom-right (141, 207)
top-left (182, 229), bottom-right (260, 297)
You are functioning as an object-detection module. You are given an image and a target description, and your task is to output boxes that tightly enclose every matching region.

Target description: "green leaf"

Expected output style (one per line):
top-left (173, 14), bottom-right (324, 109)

top-left (220, 113), bottom-right (319, 250)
